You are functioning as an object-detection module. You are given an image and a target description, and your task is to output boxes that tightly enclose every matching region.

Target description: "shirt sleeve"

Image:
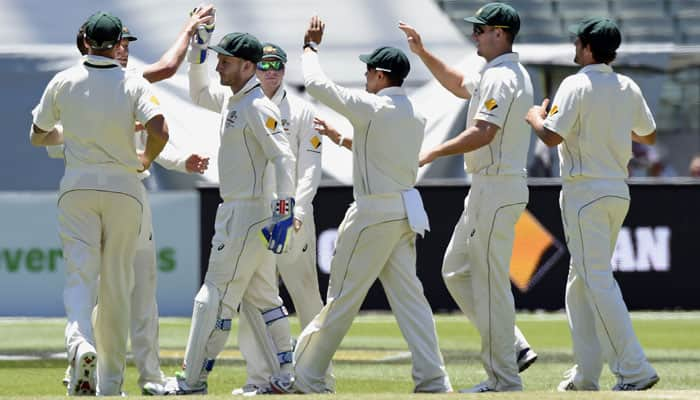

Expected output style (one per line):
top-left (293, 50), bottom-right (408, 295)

top-left (543, 75), bottom-right (581, 140)
top-left (248, 99), bottom-right (296, 199)
top-left (154, 141), bottom-right (188, 172)
top-left (461, 71), bottom-right (480, 99)
top-left (131, 77), bottom-right (164, 127)
top-left (293, 102), bottom-right (322, 221)
top-left (188, 63), bottom-right (226, 113)
top-left (302, 51), bottom-right (377, 123)
top-left (472, 69), bottom-right (515, 129)
top-left (32, 74), bottom-right (62, 132)
top-left (631, 82), bottom-right (656, 136)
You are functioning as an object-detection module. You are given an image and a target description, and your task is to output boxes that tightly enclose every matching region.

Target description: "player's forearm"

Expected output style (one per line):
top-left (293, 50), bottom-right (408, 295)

top-left (272, 155), bottom-right (296, 199)
top-left (294, 163), bottom-right (321, 219)
top-left (531, 118), bottom-right (563, 148)
top-left (142, 26), bottom-right (193, 83)
top-left (414, 48), bottom-right (470, 99)
top-left (154, 142), bottom-right (188, 173)
top-left (143, 116), bottom-right (170, 164)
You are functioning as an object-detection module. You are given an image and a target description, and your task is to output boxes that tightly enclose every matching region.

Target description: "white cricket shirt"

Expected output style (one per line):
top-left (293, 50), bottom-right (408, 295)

top-left (302, 51), bottom-right (424, 198)
top-left (189, 64), bottom-right (295, 201)
top-left (32, 54), bottom-right (163, 198)
top-left (463, 52), bottom-right (533, 177)
top-left (543, 63), bottom-right (656, 180)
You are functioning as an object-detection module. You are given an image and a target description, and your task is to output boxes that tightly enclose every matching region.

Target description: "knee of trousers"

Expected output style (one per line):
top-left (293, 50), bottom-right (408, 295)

top-left (194, 281), bottom-right (230, 324)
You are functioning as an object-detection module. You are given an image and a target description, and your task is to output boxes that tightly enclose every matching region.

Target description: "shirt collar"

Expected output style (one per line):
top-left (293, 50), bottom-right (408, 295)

top-left (230, 75), bottom-right (262, 100)
top-left (482, 52), bottom-right (519, 72)
top-left (579, 63), bottom-right (614, 74)
top-left (376, 86), bottom-right (406, 96)
top-left (84, 54), bottom-right (122, 68)
top-left (270, 85), bottom-right (287, 106)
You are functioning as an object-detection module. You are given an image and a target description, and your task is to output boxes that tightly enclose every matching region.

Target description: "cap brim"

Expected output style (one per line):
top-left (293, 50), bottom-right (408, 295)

top-left (567, 23), bottom-right (581, 35)
top-left (464, 16), bottom-right (487, 24)
top-left (358, 54), bottom-right (371, 64)
top-left (123, 35), bottom-right (137, 41)
top-left (208, 45), bottom-right (230, 56)
top-left (261, 54), bottom-right (286, 62)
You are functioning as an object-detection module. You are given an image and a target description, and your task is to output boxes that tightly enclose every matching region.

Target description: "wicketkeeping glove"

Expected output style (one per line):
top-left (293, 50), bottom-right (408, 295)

top-left (261, 198), bottom-right (295, 254)
top-left (187, 9), bottom-right (215, 64)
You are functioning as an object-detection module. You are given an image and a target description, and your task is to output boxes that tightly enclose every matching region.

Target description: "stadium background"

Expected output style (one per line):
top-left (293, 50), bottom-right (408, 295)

top-left (2, 0), bottom-right (700, 316)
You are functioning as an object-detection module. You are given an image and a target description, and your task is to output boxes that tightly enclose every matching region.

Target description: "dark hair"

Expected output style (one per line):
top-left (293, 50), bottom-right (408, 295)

top-left (383, 71), bottom-right (405, 87)
top-left (501, 28), bottom-right (516, 45)
top-left (76, 22), bottom-right (88, 56)
top-left (579, 35), bottom-right (617, 64)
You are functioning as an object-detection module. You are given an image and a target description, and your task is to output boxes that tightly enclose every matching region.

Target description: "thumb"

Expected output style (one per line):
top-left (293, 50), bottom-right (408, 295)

top-left (541, 98), bottom-right (550, 109)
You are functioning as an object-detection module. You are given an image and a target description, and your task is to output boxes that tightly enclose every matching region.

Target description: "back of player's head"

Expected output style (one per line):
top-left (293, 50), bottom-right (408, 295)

top-left (359, 46), bottom-right (410, 86)
top-left (84, 11), bottom-right (123, 50)
top-left (569, 17), bottom-right (621, 64)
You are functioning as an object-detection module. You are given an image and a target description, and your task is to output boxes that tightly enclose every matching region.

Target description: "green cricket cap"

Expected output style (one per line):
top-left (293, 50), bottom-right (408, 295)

top-left (209, 32), bottom-right (263, 62)
top-left (84, 11), bottom-right (123, 50)
top-left (464, 2), bottom-right (520, 36)
top-left (569, 17), bottom-right (621, 52)
top-left (359, 46), bottom-right (410, 79)
top-left (261, 42), bottom-right (287, 63)
top-left (121, 26), bottom-right (138, 41)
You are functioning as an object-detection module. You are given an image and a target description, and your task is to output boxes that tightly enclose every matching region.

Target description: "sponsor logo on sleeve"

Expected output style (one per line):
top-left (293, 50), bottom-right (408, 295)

top-left (265, 117), bottom-right (278, 130)
top-left (484, 98), bottom-right (498, 111)
top-left (310, 135), bottom-right (321, 149)
top-left (548, 105), bottom-right (559, 117)
top-left (149, 95), bottom-right (160, 106)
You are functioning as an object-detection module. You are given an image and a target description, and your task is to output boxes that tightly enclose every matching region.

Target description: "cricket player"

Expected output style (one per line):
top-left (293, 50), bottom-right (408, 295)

top-left (160, 28), bottom-right (297, 395)
top-left (54, 10), bottom-right (212, 395)
top-left (30, 11), bottom-right (169, 395)
top-left (233, 42), bottom-right (326, 396)
top-left (400, 2), bottom-right (536, 392)
top-left (271, 16), bottom-right (452, 394)
top-left (525, 17), bottom-right (659, 392)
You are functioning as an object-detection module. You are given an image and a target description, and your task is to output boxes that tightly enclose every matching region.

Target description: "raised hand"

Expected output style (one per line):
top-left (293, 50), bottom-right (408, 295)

top-left (304, 16), bottom-right (325, 45)
top-left (398, 21), bottom-right (425, 55)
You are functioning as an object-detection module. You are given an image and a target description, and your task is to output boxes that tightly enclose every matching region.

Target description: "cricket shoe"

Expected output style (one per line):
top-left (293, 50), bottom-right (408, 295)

top-left (458, 382), bottom-right (496, 393)
top-left (67, 343), bottom-right (97, 396)
top-left (161, 375), bottom-right (208, 395)
top-left (142, 381), bottom-right (168, 396)
top-left (270, 374), bottom-right (304, 394)
top-left (612, 374), bottom-right (660, 391)
top-left (231, 383), bottom-right (273, 396)
top-left (516, 347), bottom-right (538, 372)
top-left (62, 365), bottom-right (71, 387)
top-left (556, 365), bottom-right (601, 391)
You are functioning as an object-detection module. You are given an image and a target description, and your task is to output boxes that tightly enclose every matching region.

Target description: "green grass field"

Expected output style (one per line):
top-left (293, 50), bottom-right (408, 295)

top-left (1, 312), bottom-right (699, 399)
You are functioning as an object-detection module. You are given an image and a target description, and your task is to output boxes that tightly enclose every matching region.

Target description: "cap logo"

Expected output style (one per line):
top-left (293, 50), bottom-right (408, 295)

top-left (484, 98), bottom-right (498, 111)
top-left (265, 117), bottom-right (278, 130)
top-left (263, 45), bottom-right (275, 53)
top-left (310, 135), bottom-right (321, 149)
top-left (476, 6), bottom-right (486, 16)
top-left (548, 105), bottom-right (559, 116)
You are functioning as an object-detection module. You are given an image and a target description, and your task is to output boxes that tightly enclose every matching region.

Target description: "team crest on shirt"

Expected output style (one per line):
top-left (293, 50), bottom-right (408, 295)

top-left (265, 117), bottom-right (278, 130)
top-left (149, 95), bottom-right (160, 106)
top-left (225, 110), bottom-right (238, 127)
top-left (484, 98), bottom-right (498, 111)
top-left (281, 118), bottom-right (291, 133)
top-left (548, 105), bottom-right (559, 117)
top-left (310, 135), bottom-right (321, 149)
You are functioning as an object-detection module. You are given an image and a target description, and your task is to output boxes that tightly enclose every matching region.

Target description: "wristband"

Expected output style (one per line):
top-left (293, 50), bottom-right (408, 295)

top-left (337, 134), bottom-right (345, 147)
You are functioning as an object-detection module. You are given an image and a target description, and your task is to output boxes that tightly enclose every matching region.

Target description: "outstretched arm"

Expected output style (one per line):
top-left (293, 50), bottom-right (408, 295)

top-left (314, 117), bottom-right (352, 150)
top-left (142, 4), bottom-right (215, 83)
top-left (398, 21), bottom-right (471, 99)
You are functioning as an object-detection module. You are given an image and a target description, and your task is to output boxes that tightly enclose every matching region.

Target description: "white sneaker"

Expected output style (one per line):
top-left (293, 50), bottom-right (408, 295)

top-left (231, 383), bottom-right (273, 396)
top-left (557, 366), bottom-right (582, 391)
top-left (142, 381), bottom-right (167, 396)
top-left (62, 365), bottom-right (71, 387)
top-left (612, 375), bottom-right (660, 391)
top-left (516, 347), bottom-right (538, 372)
top-left (269, 375), bottom-right (303, 394)
top-left (68, 343), bottom-right (97, 396)
top-left (458, 382), bottom-right (496, 393)
top-left (161, 375), bottom-right (208, 395)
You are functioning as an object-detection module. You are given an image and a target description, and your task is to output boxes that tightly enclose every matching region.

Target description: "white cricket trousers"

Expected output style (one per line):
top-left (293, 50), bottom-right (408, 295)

top-left (182, 198), bottom-right (288, 386)
top-left (560, 179), bottom-right (656, 389)
top-left (60, 189), bottom-right (141, 396)
top-left (130, 185), bottom-right (164, 387)
top-left (442, 175), bottom-right (528, 391)
top-left (239, 216), bottom-right (325, 386)
top-left (293, 193), bottom-right (452, 393)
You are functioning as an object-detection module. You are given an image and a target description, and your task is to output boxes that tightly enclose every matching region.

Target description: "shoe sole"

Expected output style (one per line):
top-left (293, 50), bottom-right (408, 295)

top-left (72, 351), bottom-right (97, 395)
top-left (518, 353), bottom-right (538, 373)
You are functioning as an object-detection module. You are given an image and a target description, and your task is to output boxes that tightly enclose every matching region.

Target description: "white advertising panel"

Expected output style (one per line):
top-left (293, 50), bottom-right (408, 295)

top-left (0, 192), bottom-right (199, 316)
